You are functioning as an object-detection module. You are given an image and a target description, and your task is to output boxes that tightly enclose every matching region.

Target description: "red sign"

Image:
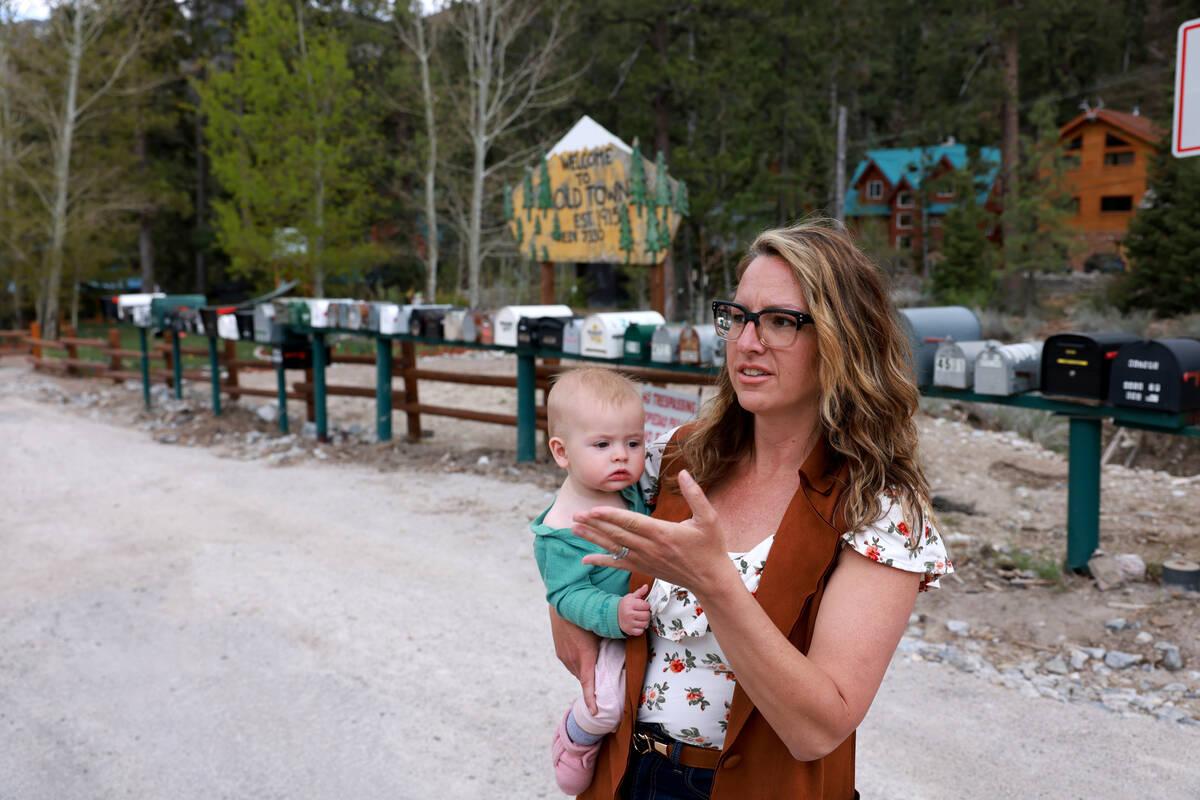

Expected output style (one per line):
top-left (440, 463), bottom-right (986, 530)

top-left (1174, 18), bottom-right (1200, 158)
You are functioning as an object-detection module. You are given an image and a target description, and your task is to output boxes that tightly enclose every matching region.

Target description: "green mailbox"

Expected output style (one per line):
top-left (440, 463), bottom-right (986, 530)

top-left (150, 295), bottom-right (207, 329)
top-left (623, 323), bottom-right (658, 363)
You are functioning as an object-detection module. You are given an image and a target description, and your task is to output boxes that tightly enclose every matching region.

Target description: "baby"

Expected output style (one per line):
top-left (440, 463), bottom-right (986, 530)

top-left (532, 367), bottom-right (652, 795)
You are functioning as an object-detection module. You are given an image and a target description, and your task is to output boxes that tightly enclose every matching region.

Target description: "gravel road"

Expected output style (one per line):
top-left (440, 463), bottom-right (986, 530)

top-left (2, 372), bottom-right (1198, 799)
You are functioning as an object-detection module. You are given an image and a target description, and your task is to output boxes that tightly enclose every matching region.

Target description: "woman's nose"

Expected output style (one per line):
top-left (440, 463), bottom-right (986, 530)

top-left (735, 318), bottom-right (766, 352)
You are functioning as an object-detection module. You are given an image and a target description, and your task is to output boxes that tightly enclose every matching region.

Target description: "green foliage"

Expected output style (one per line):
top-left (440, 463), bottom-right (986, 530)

top-left (930, 156), bottom-right (998, 306)
top-left (537, 154), bottom-right (552, 210)
top-left (195, 0), bottom-right (384, 294)
top-left (1111, 144), bottom-right (1200, 316)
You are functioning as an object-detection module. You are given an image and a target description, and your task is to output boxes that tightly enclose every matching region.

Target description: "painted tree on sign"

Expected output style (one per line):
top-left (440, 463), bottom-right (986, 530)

top-left (674, 180), bottom-right (690, 216)
top-left (644, 206), bottom-right (660, 256)
top-left (514, 216), bottom-right (524, 246)
top-left (522, 169), bottom-right (534, 220)
top-left (503, 184), bottom-right (514, 221)
top-left (551, 213), bottom-right (562, 241)
top-left (654, 150), bottom-right (672, 209)
top-left (618, 204), bottom-right (634, 264)
top-left (630, 141), bottom-right (647, 217)
top-left (537, 154), bottom-right (553, 211)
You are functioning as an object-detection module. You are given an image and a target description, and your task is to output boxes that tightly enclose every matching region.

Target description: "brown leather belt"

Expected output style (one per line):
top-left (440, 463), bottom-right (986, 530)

top-left (632, 726), bottom-right (722, 770)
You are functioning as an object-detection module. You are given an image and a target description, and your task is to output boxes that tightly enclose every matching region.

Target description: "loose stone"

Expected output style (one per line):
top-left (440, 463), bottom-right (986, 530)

top-left (1104, 651), bottom-right (1144, 670)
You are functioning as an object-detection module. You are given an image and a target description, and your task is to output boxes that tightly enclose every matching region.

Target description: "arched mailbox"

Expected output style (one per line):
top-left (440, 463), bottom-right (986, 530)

top-left (493, 305), bottom-right (573, 347)
top-left (974, 341), bottom-right (1044, 396)
top-left (442, 309), bottom-right (470, 341)
top-left (580, 311), bottom-right (666, 359)
top-left (116, 293), bottom-right (165, 322)
top-left (1109, 338), bottom-right (1200, 413)
top-left (651, 325), bottom-right (686, 364)
top-left (933, 338), bottom-right (1000, 390)
top-left (1041, 332), bottom-right (1138, 400)
top-left (561, 318), bottom-right (584, 354)
top-left (410, 307), bottom-right (449, 338)
top-left (216, 312), bottom-right (240, 341)
top-left (460, 310), bottom-right (489, 343)
top-left (679, 325), bottom-right (719, 366)
top-left (537, 316), bottom-right (581, 352)
top-left (897, 306), bottom-right (981, 387)
top-left (623, 324), bottom-right (659, 362)
top-left (518, 311), bottom-right (574, 350)
top-left (370, 303), bottom-right (401, 334)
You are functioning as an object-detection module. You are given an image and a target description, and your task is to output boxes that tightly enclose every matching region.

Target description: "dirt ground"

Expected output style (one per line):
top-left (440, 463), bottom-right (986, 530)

top-left (7, 349), bottom-right (1200, 723)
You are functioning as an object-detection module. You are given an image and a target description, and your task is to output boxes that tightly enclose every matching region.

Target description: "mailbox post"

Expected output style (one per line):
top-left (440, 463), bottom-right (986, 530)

top-left (275, 353), bottom-right (289, 434)
top-left (1066, 417), bottom-right (1102, 571)
top-left (207, 335), bottom-right (222, 416)
top-left (517, 349), bottom-right (537, 462)
top-left (313, 331), bottom-right (328, 441)
top-left (138, 326), bottom-right (151, 410)
top-left (171, 333), bottom-right (183, 399)
top-left (376, 336), bottom-right (393, 442)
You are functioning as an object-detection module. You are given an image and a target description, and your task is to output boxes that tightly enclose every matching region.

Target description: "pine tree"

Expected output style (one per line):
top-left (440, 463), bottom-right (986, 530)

top-left (629, 141), bottom-right (647, 217)
top-left (529, 237), bottom-right (537, 262)
top-left (537, 153), bottom-right (553, 210)
top-left (644, 207), bottom-right (660, 256)
top-left (515, 217), bottom-right (524, 246)
top-left (534, 215), bottom-right (542, 235)
top-left (551, 213), bottom-right (562, 241)
top-left (655, 151), bottom-right (672, 210)
top-left (618, 204), bottom-right (634, 264)
top-left (541, 245), bottom-right (549, 261)
top-left (930, 155), bottom-right (998, 306)
top-left (674, 180), bottom-right (690, 217)
top-left (1112, 145), bottom-right (1200, 315)
top-left (522, 169), bottom-right (534, 220)
top-left (503, 185), bottom-right (514, 221)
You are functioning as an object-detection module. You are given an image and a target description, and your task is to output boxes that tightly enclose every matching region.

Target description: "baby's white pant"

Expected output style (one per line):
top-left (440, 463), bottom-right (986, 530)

top-left (570, 638), bottom-right (626, 735)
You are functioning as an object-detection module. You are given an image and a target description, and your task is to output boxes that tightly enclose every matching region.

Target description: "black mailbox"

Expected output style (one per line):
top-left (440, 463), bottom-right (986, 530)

top-left (277, 332), bottom-right (329, 369)
top-left (1108, 338), bottom-right (1200, 413)
top-left (517, 316), bottom-right (541, 350)
top-left (537, 316), bottom-right (579, 352)
top-left (199, 306), bottom-right (234, 337)
top-left (410, 307), bottom-right (447, 339)
top-left (235, 308), bottom-right (256, 341)
top-left (1041, 332), bottom-right (1138, 400)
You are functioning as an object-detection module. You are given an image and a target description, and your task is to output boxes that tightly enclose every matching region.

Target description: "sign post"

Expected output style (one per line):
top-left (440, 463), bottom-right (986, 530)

top-left (1174, 17), bottom-right (1200, 158)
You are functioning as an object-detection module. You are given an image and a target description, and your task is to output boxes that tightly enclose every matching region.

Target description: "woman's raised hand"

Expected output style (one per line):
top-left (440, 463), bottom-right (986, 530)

top-left (574, 470), bottom-right (736, 595)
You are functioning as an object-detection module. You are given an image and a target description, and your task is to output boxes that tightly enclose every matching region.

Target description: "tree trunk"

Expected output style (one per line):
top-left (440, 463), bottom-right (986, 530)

top-left (135, 114), bottom-right (155, 291)
top-left (467, 128), bottom-right (486, 307)
top-left (70, 258), bottom-right (80, 330)
top-left (1000, 13), bottom-right (1019, 271)
top-left (194, 97), bottom-right (207, 293)
top-left (415, 18), bottom-right (439, 303)
top-left (43, 0), bottom-right (85, 340)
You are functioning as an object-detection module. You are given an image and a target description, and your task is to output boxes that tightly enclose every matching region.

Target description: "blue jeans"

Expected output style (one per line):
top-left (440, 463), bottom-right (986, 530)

top-left (620, 747), bottom-right (715, 800)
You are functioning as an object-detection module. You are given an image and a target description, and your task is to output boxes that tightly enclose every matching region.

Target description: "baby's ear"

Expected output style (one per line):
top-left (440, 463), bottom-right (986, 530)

top-left (548, 436), bottom-right (570, 468)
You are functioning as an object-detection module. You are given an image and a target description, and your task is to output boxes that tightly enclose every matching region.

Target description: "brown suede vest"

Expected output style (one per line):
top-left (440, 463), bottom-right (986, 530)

top-left (581, 431), bottom-right (856, 800)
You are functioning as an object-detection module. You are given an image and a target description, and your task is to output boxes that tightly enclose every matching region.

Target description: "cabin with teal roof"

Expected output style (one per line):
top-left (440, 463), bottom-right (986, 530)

top-left (846, 141), bottom-right (1002, 258)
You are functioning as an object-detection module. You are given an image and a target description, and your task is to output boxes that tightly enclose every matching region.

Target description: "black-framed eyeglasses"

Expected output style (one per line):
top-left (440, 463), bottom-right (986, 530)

top-left (711, 300), bottom-right (815, 348)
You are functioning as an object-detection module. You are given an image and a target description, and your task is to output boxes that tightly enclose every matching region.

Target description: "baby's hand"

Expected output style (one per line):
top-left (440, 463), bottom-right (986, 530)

top-left (618, 584), bottom-right (652, 636)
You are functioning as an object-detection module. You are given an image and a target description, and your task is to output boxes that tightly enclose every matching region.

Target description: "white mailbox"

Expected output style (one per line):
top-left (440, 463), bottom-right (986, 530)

top-left (253, 302), bottom-right (277, 344)
top-left (309, 299), bottom-right (343, 328)
top-left (933, 338), bottom-right (1000, 390)
top-left (974, 342), bottom-right (1044, 396)
top-left (216, 312), bottom-right (240, 341)
top-left (562, 318), bottom-right (585, 354)
top-left (650, 324), bottom-right (686, 364)
top-left (679, 325), bottom-right (719, 366)
top-left (443, 309), bottom-right (470, 341)
top-left (116, 293), bottom-right (165, 322)
top-left (580, 311), bottom-right (666, 359)
top-left (370, 303), bottom-right (401, 334)
top-left (493, 305), bottom-right (573, 348)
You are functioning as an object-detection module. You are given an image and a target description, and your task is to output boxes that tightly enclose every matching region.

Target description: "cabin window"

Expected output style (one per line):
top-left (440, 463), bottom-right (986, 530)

top-left (896, 235), bottom-right (913, 249)
top-left (896, 212), bottom-right (914, 229)
top-left (1066, 136), bottom-right (1082, 150)
top-left (896, 191), bottom-right (914, 207)
top-left (867, 180), bottom-right (884, 200)
top-left (1100, 195), bottom-right (1133, 212)
top-left (1103, 151), bottom-right (1134, 166)
top-left (1105, 133), bottom-right (1130, 147)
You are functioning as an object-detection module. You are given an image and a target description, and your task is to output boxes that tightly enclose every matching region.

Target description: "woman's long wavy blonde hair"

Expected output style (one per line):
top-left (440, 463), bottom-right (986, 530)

top-left (675, 219), bottom-right (930, 534)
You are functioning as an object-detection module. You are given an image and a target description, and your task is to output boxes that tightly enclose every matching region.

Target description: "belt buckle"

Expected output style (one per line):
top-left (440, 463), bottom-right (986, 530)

top-left (632, 730), bottom-right (654, 756)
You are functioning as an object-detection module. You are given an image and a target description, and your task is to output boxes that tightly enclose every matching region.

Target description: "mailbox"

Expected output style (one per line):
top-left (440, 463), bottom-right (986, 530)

top-left (308, 299), bottom-right (335, 328)
top-left (897, 306), bottom-right (981, 387)
top-left (622, 324), bottom-right (658, 362)
top-left (493, 305), bottom-right (573, 347)
top-left (276, 299), bottom-right (311, 327)
top-left (335, 301), bottom-right (370, 330)
top-left (580, 311), bottom-right (666, 359)
top-left (933, 338), bottom-right (1000, 390)
top-left (410, 307), bottom-right (448, 339)
top-left (116, 293), bottom-right (165, 322)
top-left (370, 303), bottom-right (402, 334)
top-left (1108, 338), bottom-right (1200, 413)
top-left (679, 325), bottom-right (719, 366)
top-left (1041, 332), bottom-right (1138, 400)
top-left (216, 312), bottom-right (240, 341)
top-left (651, 325), bottom-right (686, 364)
top-left (254, 303), bottom-right (280, 344)
top-left (235, 308), bottom-right (256, 340)
top-left (150, 295), bottom-right (206, 329)
top-left (443, 309), bottom-right (469, 341)
top-left (974, 341), bottom-right (1044, 396)
top-left (517, 316), bottom-right (542, 349)
top-left (276, 336), bottom-right (329, 370)
top-left (461, 310), bottom-right (490, 343)
top-left (561, 318), bottom-right (584, 354)
top-left (538, 316), bottom-right (580, 352)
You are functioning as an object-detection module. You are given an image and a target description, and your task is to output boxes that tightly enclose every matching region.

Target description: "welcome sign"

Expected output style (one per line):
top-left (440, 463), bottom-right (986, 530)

top-left (505, 116), bottom-right (689, 265)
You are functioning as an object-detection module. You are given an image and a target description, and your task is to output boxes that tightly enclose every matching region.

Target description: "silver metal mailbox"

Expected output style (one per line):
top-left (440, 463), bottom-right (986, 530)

top-left (898, 306), bottom-right (982, 387)
top-left (443, 309), bottom-right (470, 341)
top-left (933, 338), bottom-right (1000, 390)
top-left (679, 325), bottom-right (719, 366)
top-left (650, 324), bottom-right (686, 364)
top-left (494, 305), bottom-right (573, 348)
top-left (253, 302), bottom-right (278, 344)
top-left (562, 318), bottom-right (585, 354)
top-left (580, 310), bottom-right (666, 359)
top-left (974, 341), bottom-right (1044, 396)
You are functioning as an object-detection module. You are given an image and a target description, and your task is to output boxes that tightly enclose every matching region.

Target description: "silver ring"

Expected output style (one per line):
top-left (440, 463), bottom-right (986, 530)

top-left (612, 545), bottom-right (630, 561)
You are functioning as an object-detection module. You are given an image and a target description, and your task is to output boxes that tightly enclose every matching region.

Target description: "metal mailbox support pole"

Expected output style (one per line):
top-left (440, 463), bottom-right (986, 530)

top-left (516, 350), bottom-right (537, 462)
top-left (1066, 416), bottom-right (1102, 571)
top-left (207, 335), bottom-right (222, 416)
top-left (138, 327), bottom-right (151, 410)
top-left (171, 333), bottom-right (183, 399)
top-left (312, 331), bottom-right (328, 441)
top-left (376, 336), bottom-right (393, 442)
top-left (275, 352), bottom-right (289, 434)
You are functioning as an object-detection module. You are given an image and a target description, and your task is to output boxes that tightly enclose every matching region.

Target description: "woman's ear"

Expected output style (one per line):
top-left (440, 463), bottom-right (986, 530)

top-left (548, 436), bottom-right (570, 469)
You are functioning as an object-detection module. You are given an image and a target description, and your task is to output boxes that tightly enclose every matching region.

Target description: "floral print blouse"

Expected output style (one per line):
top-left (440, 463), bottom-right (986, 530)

top-left (637, 492), bottom-right (953, 750)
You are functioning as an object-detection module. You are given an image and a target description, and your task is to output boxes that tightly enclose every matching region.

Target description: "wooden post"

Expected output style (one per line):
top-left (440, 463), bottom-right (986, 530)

top-left (64, 325), bottom-right (78, 376)
top-left (304, 367), bottom-right (315, 422)
top-left (108, 329), bottom-right (123, 380)
top-left (223, 340), bottom-right (239, 393)
top-left (541, 261), bottom-right (555, 304)
top-left (30, 321), bottom-right (41, 359)
top-left (401, 340), bottom-right (421, 442)
top-left (650, 262), bottom-right (665, 315)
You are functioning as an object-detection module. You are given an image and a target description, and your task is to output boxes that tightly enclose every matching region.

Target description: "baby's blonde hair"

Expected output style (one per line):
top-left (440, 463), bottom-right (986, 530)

top-left (547, 368), bottom-right (643, 439)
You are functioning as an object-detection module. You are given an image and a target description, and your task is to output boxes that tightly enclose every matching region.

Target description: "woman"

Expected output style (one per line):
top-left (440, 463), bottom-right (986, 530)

top-left (555, 220), bottom-right (953, 798)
